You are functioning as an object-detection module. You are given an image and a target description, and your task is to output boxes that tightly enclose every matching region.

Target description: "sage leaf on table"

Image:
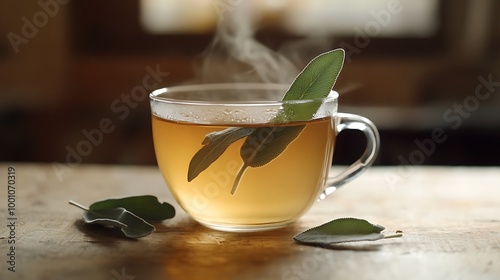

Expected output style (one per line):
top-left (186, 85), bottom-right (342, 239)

top-left (69, 195), bottom-right (175, 238)
top-left (188, 49), bottom-right (345, 194)
top-left (89, 195), bottom-right (175, 221)
top-left (81, 207), bottom-right (155, 238)
top-left (294, 218), bottom-right (402, 246)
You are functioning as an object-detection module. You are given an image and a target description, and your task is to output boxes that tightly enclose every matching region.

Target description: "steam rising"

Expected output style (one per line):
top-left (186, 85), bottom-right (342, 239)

top-left (193, 2), bottom-right (299, 84)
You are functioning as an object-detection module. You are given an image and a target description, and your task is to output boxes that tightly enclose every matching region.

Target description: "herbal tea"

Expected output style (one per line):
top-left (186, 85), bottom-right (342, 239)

top-left (149, 50), bottom-right (380, 231)
top-left (152, 115), bottom-right (335, 230)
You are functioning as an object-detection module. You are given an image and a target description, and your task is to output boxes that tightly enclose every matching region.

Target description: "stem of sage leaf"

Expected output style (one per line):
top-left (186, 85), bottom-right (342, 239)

top-left (231, 163), bottom-right (248, 195)
top-left (383, 233), bottom-right (404, 239)
top-left (69, 200), bottom-right (90, 211)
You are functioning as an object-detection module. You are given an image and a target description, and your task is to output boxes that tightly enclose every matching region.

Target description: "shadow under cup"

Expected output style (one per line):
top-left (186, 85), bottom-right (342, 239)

top-left (150, 83), bottom-right (379, 232)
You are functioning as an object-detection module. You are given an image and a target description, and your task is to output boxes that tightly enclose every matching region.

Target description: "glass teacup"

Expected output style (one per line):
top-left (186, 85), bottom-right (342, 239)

top-left (150, 83), bottom-right (379, 232)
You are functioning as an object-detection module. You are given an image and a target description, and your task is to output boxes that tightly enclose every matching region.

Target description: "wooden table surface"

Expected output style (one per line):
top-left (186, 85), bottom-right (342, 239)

top-left (0, 163), bottom-right (499, 280)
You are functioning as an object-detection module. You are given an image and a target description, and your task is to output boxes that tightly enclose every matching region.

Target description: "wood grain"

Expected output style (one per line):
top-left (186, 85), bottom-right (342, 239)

top-left (0, 164), bottom-right (499, 279)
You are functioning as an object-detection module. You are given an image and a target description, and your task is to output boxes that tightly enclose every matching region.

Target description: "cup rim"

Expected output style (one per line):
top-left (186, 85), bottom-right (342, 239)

top-left (149, 83), bottom-right (339, 106)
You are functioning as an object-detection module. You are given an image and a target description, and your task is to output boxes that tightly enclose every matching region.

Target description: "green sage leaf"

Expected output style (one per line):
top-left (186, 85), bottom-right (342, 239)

top-left (240, 125), bottom-right (305, 168)
top-left (89, 195), bottom-right (175, 221)
top-left (81, 207), bottom-right (155, 238)
top-left (188, 127), bottom-right (254, 181)
top-left (283, 48), bottom-right (344, 101)
top-left (293, 218), bottom-right (387, 245)
top-left (277, 48), bottom-right (345, 122)
top-left (230, 125), bottom-right (305, 194)
top-left (187, 48), bottom-right (345, 188)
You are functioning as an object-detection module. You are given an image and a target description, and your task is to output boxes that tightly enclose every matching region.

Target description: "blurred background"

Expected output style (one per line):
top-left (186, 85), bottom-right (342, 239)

top-left (1, 0), bottom-right (499, 167)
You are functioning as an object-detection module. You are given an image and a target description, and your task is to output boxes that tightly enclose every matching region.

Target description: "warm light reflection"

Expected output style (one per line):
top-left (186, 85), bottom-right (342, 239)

top-left (140, 0), bottom-right (439, 37)
top-left (283, 0), bottom-right (439, 37)
top-left (140, 0), bottom-right (216, 33)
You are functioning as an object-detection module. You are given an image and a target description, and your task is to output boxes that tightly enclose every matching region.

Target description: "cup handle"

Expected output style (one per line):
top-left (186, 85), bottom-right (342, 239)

top-left (320, 113), bottom-right (380, 199)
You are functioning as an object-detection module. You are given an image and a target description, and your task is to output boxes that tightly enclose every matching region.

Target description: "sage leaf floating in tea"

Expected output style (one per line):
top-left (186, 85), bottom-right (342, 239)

top-left (69, 196), bottom-right (175, 238)
top-left (282, 49), bottom-right (344, 101)
top-left (188, 49), bottom-right (346, 194)
top-left (240, 125), bottom-right (306, 168)
top-left (277, 48), bottom-right (345, 122)
top-left (89, 195), bottom-right (175, 221)
top-left (231, 125), bottom-right (305, 194)
top-left (188, 127), bottom-right (254, 182)
top-left (293, 218), bottom-right (402, 246)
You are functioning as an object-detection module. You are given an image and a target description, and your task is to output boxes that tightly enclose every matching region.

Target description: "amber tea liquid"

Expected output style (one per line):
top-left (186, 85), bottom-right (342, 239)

top-left (152, 115), bottom-right (335, 230)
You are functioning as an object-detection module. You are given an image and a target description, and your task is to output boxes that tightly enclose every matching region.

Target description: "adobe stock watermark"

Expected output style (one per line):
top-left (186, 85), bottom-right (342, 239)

top-left (51, 64), bottom-right (169, 182)
top-left (340, 0), bottom-right (409, 63)
top-left (192, 159), bottom-right (240, 210)
top-left (385, 74), bottom-right (500, 188)
top-left (7, 0), bottom-right (70, 54)
top-left (5, 166), bottom-right (17, 273)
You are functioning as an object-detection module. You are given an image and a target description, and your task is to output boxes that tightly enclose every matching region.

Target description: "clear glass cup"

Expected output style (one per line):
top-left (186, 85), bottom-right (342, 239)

top-left (150, 83), bottom-right (379, 232)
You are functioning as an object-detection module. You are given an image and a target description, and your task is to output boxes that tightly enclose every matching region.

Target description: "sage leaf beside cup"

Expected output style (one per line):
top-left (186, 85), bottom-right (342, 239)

top-left (69, 195), bottom-right (175, 238)
top-left (293, 218), bottom-right (403, 247)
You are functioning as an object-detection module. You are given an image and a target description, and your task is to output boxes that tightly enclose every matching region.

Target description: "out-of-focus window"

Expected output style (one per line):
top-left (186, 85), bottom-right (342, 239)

top-left (140, 0), bottom-right (216, 33)
top-left (140, 0), bottom-right (439, 37)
